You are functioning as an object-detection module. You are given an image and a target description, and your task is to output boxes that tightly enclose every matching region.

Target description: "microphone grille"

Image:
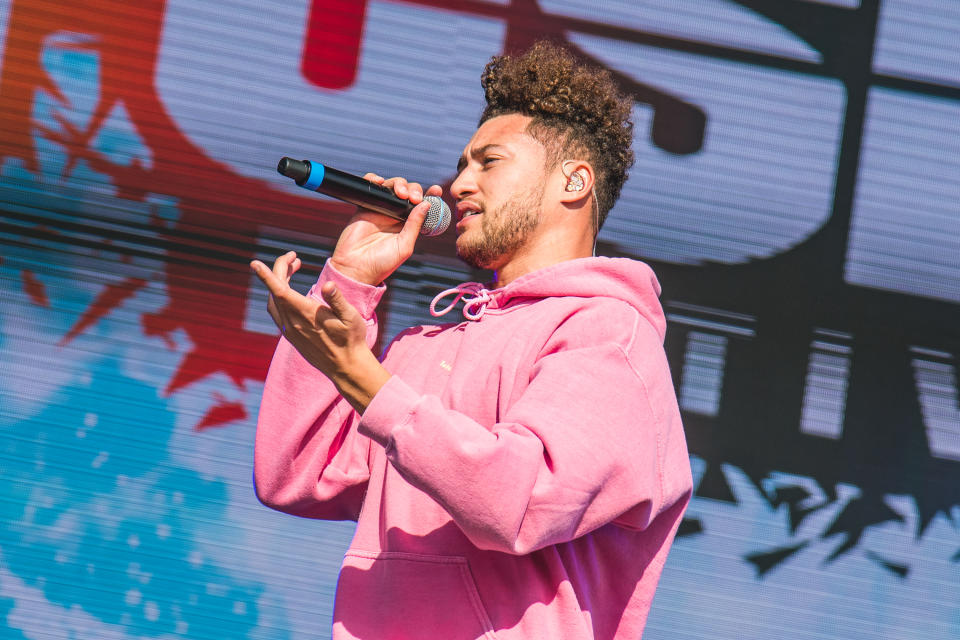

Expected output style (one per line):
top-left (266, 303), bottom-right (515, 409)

top-left (420, 196), bottom-right (451, 236)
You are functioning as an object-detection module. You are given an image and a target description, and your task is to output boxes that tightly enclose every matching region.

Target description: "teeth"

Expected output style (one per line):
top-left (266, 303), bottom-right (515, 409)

top-left (458, 203), bottom-right (482, 219)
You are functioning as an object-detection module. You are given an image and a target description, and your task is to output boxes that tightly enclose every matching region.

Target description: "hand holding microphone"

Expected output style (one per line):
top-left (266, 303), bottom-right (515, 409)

top-left (275, 156), bottom-right (448, 286)
top-left (278, 157), bottom-right (451, 236)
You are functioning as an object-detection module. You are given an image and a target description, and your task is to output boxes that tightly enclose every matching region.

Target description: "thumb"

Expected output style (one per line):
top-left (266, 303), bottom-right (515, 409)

top-left (320, 281), bottom-right (358, 323)
top-left (398, 199), bottom-right (429, 243)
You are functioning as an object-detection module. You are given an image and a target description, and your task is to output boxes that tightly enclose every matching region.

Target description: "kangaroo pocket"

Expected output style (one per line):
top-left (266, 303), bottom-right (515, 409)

top-left (333, 550), bottom-right (498, 640)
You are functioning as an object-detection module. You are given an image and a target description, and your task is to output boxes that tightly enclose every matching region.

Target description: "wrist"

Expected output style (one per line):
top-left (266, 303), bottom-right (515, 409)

top-left (327, 258), bottom-right (383, 287)
top-left (320, 261), bottom-right (387, 321)
top-left (329, 349), bottom-right (391, 415)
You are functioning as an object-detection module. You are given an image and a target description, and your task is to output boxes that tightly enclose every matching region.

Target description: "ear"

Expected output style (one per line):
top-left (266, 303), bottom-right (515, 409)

top-left (558, 160), bottom-right (595, 204)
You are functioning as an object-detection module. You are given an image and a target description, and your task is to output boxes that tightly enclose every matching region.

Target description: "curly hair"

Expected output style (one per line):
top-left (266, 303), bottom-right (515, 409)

top-left (479, 41), bottom-right (634, 229)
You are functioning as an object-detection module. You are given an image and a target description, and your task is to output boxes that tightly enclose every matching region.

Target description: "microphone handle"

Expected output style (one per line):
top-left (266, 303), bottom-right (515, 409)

top-left (279, 158), bottom-right (410, 221)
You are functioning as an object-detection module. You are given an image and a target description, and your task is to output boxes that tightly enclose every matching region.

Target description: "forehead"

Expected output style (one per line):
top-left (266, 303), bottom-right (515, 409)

top-left (463, 113), bottom-right (541, 155)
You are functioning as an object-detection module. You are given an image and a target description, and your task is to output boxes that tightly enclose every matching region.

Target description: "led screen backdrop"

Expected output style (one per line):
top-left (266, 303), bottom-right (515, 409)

top-left (1, 0), bottom-right (958, 638)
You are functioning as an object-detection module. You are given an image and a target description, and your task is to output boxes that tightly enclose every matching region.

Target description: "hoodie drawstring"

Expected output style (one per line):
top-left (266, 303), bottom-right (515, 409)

top-left (430, 283), bottom-right (492, 321)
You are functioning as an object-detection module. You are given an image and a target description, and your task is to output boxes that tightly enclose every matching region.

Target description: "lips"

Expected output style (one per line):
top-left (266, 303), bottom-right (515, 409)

top-left (456, 201), bottom-right (483, 221)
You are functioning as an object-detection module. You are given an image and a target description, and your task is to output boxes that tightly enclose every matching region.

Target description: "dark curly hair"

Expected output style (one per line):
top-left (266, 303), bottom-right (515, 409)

top-left (479, 41), bottom-right (634, 229)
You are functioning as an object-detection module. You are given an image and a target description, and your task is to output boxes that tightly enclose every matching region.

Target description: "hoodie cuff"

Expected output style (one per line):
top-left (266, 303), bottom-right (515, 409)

top-left (309, 260), bottom-right (386, 320)
top-left (358, 375), bottom-right (420, 446)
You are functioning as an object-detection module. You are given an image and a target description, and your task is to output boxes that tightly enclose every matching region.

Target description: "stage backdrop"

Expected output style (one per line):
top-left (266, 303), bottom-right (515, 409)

top-left (1, 1), bottom-right (958, 638)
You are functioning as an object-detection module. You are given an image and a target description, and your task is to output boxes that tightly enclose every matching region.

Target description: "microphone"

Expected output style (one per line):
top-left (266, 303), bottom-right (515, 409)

top-left (277, 157), bottom-right (451, 236)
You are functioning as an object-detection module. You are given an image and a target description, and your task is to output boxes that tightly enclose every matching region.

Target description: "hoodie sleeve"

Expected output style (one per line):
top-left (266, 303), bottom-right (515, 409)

top-left (253, 262), bottom-right (385, 521)
top-left (358, 300), bottom-right (693, 554)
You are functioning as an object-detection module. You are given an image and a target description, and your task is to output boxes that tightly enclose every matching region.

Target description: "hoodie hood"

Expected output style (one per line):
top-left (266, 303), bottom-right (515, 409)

top-left (442, 257), bottom-right (667, 339)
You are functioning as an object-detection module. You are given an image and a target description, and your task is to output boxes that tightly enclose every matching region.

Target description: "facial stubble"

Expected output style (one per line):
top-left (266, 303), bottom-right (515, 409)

top-left (456, 183), bottom-right (545, 271)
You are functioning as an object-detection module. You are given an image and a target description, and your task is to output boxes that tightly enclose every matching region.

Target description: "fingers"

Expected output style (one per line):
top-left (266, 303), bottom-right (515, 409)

top-left (251, 251), bottom-right (298, 292)
top-left (252, 253), bottom-right (356, 324)
top-left (271, 250), bottom-right (299, 283)
top-left (251, 251), bottom-right (304, 320)
top-left (251, 258), bottom-right (289, 333)
top-left (319, 281), bottom-right (358, 324)
top-left (266, 292), bottom-right (283, 329)
top-left (363, 173), bottom-right (439, 205)
top-left (250, 259), bottom-right (284, 295)
top-left (383, 177), bottom-right (420, 203)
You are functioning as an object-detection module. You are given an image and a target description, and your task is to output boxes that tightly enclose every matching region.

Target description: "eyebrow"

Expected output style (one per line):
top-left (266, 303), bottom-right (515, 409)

top-left (457, 144), bottom-right (505, 173)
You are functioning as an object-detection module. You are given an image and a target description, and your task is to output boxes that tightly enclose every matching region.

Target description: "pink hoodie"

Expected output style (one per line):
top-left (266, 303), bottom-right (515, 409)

top-left (254, 256), bottom-right (692, 639)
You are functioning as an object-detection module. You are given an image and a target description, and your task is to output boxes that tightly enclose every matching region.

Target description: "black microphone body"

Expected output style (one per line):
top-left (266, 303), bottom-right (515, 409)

top-left (277, 157), bottom-right (450, 236)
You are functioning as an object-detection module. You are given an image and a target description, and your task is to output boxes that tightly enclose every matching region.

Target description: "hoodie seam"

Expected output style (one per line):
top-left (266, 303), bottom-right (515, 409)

top-left (617, 312), bottom-right (666, 515)
top-left (384, 395), bottom-right (419, 454)
top-left (623, 306), bottom-right (641, 354)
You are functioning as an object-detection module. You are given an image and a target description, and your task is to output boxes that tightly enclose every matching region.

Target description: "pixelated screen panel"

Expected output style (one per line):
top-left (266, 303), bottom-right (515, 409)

top-left (0, 1), bottom-right (957, 639)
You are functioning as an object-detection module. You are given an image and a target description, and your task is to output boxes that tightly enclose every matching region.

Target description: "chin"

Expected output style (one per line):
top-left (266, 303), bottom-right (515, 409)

top-left (455, 238), bottom-right (493, 271)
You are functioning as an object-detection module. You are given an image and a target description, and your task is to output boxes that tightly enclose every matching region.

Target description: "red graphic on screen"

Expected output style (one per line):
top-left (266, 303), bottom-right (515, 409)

top-left (195, 394), bottom-right (248, 431)
top-left (59, 277), bottom-right (147, 347)
top-left (0, 0), bottom-right (362, 430)
top-left (21, 270), bottom-right (50, 307)
top-left (302, 0), bottom-right (368, 89)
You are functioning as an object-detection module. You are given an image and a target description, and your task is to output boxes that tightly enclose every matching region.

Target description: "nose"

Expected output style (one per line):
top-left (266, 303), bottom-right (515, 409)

top-left (450, 166), bottom-right (475, 201)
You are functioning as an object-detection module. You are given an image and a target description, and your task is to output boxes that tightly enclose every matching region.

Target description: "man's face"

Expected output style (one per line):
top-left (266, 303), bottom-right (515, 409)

top-left (451, 114), bottom-right (549, 271)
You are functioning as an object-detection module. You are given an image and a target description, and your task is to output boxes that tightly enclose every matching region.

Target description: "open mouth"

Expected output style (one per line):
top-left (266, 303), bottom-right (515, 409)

top-left (457, 202), bottom-right (483, 221)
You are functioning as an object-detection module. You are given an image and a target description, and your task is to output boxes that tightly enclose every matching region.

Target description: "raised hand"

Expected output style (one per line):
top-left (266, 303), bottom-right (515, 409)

top-left (249, 251), bottom-right (390, 413)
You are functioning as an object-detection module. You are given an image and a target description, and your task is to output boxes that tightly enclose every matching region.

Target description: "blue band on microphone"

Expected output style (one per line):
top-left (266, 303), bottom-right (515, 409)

top-left (302, 162), bottom-right (325, 191)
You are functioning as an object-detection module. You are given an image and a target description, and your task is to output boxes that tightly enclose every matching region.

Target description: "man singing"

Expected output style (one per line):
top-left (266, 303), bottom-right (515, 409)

top-left (250, 42), bottom-right (692, 639)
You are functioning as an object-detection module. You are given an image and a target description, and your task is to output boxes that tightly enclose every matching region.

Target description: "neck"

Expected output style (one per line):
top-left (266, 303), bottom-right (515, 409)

top-left (491, 228), bottom-right (595, 288)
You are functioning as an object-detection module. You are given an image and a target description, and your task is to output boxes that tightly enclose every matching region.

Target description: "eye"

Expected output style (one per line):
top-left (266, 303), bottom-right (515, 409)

top-left (482, 156), bottom-right (500, 167)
